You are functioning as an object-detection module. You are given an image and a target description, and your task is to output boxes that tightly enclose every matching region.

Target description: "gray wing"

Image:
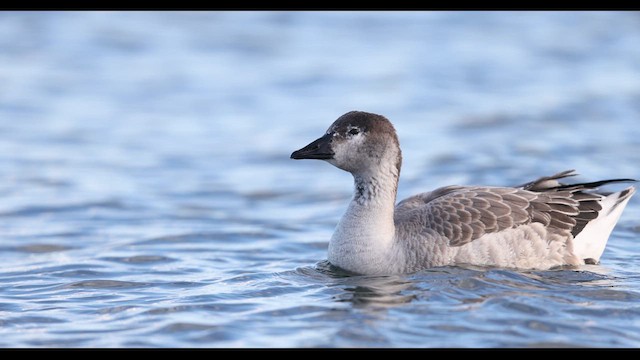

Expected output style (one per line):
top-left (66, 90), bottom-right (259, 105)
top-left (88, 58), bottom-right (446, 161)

top-left (395, 183), bottom-right (581, 247)
top-left (395, 169), bottom-right (633, 247)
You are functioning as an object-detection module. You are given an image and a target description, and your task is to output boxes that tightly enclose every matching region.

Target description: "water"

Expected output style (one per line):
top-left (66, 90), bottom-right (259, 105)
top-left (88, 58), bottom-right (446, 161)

top-left (1, 11), bottom-right (640, 348)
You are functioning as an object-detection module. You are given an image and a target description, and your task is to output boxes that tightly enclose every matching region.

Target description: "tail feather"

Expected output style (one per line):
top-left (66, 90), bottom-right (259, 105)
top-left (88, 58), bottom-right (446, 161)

top-left (519, 170), bottom-right (636, 264)
top-left (519, 170), bottom-right (636, 240)
top-left (572, 186), bottom-right (636, 264)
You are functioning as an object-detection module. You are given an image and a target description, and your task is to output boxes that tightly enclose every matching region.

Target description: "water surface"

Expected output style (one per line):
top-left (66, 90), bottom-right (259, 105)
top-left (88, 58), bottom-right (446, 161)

top-left (1, 11), bottom-right (640, 347)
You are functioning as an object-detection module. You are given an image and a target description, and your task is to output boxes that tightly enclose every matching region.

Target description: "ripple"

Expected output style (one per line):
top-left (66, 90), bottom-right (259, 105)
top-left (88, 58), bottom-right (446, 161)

top-left (254, 305), bottom-right (332, 318)
top-left (157, 322), bottom-right (220, 333)
top-left (0, 303), bottom-right (22, 312)
top-left (568, 289), bottom-right (640, 302)
top-left (525, 341), bottom-right (587, 348)
top-left (52, 270), bottom-right (107, 278)
top-left (0, 200), bottom-right (127, 217)
top-left (499, 300), bottom-right (550, 316)
top-left (567, 306), bottom-right (640, 318)
top-left (62, 280), bottom-right (151, 289)
top-left (134, 230), bottom-right (278, 246)
top-left (96, 305), bottom-right (139, 314)
top-left (4, 316), bottom-right (66, 325)
top-left (11, 244), bottom-right (72, 253)
top-left (101, 255), bottom-right (176, 264)
top-left (454, 114), bottom-right (514, 130)
top-left (527, 269), bottom-right (612, 285)
top-left (144, 303), bottom-right (256, 315)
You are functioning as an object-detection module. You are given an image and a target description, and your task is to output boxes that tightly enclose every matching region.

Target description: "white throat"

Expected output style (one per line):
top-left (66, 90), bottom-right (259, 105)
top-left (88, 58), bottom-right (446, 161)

top-left (327, 153), bottom-right (402, 274)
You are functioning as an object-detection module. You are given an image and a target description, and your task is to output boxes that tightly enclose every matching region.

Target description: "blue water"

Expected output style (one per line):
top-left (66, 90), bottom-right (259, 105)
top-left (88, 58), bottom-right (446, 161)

top-left (1, 11), bottom-right (640, 348)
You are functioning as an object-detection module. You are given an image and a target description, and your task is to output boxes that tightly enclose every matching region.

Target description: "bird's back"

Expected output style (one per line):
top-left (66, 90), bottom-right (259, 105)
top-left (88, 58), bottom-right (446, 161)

top-left (393, 170), bottom-right (636, 270)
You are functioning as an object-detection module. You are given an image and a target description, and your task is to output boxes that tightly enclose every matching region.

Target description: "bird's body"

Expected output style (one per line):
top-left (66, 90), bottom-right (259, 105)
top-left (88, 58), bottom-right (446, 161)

top-left (291, 111), bottom-right (636, 275)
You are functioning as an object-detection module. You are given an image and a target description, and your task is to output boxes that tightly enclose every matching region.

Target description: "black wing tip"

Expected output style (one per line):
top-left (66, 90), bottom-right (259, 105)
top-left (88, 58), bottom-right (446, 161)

top-left (559, 169), bottom-right (578, 176)
top-left (550, 169), bottom-right (579, 179)
top-left (555, 178), bottom-right (637, 191)
top-left (618, 186), bottom-right (637, 199)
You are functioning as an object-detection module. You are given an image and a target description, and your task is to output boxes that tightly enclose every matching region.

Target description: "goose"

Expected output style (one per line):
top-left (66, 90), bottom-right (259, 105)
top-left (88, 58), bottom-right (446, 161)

top-left (290, 111), bottom-right (636, 275)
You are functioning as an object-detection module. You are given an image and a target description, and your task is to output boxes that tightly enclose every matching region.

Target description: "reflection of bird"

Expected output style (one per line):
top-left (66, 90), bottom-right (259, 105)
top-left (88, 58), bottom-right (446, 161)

top-left (291, 111), bottom-right (636, 275)
top-left (319, 265), bottom-right (416, 307)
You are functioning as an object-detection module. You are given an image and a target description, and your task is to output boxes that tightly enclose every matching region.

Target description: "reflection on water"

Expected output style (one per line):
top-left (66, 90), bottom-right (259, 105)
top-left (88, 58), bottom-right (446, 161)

top-left (339, 281), bottom-right (416, 308)
top-left (288, 263), bottom-right (640, 347)
top-left (317, 263), bottom-right (417, 307)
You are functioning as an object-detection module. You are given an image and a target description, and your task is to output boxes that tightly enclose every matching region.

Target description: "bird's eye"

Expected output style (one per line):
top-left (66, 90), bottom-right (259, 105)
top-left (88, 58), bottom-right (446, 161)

top-left (348, 128), bottom-right (360, 136)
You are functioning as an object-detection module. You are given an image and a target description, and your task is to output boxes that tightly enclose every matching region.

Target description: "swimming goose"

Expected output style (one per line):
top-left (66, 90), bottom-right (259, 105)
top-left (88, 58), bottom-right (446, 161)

top-left (291, 111), bottom-right (636, 275)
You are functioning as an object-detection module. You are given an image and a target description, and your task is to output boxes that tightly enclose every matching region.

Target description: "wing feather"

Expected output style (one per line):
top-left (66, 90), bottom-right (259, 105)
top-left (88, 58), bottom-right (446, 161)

top-left (396, 186), bottom-right (547, 247)
top-left (394, 170), bottom-right (636, 246)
